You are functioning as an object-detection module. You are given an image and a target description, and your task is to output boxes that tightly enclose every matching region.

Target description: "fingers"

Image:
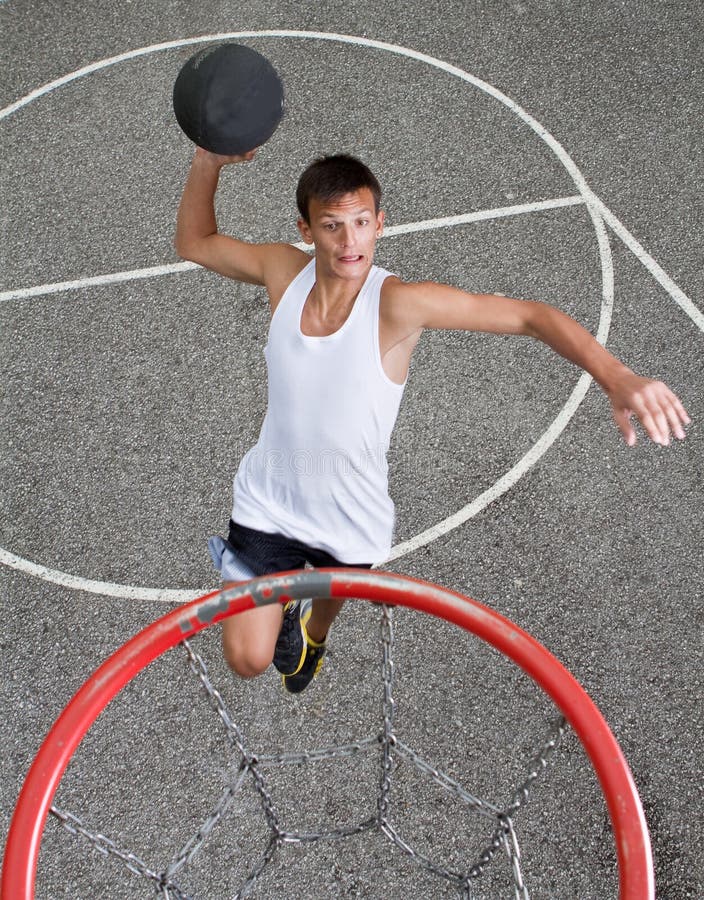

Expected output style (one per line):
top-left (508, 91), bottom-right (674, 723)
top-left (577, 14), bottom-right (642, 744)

top-left (612, 406), bottom-right (637, 446)
top-left (637, 382), bottom-right (690, 445)
top-left (194, 146), bottom-right (258, 165)
top-left (234, 148), bottom-right (258, 163)
top-left (663, 391), bottom-right (691, 441)
top-left (614, 379), bottom-right (691, 446)
top-left (638, 406), bottom-right (670, 445)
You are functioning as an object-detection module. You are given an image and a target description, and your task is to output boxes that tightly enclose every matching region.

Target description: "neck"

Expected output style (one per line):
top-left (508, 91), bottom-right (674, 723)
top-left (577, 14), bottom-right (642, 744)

top-left (310, 262), bottom-right (372, 316)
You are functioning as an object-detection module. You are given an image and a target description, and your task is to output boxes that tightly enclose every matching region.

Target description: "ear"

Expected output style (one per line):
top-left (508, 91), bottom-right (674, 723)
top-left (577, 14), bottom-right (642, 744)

top-left (297, 217), bottom-right (313, 246)
top-left (376, 210), bottom-right (385, 238)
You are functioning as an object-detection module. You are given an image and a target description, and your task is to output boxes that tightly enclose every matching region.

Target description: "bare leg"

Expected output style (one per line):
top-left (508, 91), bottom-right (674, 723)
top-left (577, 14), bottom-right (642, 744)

top-left (221, 581), bottom-right (284, 678)
top-left (307, 597), bottom-right (345, 643)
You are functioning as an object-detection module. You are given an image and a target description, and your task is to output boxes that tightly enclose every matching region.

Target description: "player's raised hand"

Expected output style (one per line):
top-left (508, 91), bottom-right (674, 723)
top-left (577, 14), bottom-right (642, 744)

top-left (195, 145), bottom-right (258, 167)
top-left (608, 373), bottom-right (690, 446)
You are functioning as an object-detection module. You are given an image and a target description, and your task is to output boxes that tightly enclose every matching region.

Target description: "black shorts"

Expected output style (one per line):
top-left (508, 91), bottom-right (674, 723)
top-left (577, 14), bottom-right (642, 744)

top-left (227, 520), bottom-right (373, 577)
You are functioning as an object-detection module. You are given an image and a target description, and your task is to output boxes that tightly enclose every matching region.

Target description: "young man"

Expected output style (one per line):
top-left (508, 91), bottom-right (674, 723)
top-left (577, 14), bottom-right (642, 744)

top-left (175, 151), bottom-right (689, 694)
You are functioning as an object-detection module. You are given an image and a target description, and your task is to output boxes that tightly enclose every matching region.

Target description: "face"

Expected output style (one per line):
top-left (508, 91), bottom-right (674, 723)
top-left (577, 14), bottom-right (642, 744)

top-left (297, 188), bottom-right (385, 280)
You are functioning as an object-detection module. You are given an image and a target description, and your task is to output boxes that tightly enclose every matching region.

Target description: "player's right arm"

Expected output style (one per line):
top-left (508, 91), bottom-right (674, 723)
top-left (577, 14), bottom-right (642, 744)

top-left (174, 148), bottom-right (308, 304)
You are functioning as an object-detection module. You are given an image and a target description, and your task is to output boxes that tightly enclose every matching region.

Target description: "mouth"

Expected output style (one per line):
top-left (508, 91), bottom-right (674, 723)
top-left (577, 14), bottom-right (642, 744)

top-left (338, 254), bottom-right (364, 263)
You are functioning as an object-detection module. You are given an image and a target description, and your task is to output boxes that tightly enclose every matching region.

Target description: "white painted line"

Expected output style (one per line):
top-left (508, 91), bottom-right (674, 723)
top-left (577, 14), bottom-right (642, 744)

top-left (0, 547), bottom-right (197, 603)
top-left (0, 197), bottom-right (584, 304)
top-left (5, 30), bottom-right (690, 605)
top-left (0, 32), bottom-right (616, 602)
top-left (0, 261), bottom-right (198, 303)
top-left (382, 196), bottom-right (585, 237)
top-left (386, 375), bottom-right (596, 562)
top-left (387, 191), bottom-right (616, 562)
top-left (586, 192), bottom-right (704, 334)
top-left (0, 198), bottom-right (613, 603)
top-left (2, 29), bottom-right (698, 330)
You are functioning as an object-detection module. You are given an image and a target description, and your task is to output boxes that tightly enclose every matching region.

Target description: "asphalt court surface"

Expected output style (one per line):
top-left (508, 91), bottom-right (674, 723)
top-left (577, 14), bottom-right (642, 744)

top-left (1, 2), bottom-right (702, 898)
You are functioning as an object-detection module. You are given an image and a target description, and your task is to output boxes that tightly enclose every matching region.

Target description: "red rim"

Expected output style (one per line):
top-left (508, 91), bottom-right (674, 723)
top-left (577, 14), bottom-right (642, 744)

top-left (2, 569), bottom-right (654, 899)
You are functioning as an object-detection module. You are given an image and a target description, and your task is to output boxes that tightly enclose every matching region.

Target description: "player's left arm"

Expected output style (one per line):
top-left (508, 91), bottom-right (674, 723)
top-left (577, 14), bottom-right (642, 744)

top-left (385, 279), bottom-right (690, 446)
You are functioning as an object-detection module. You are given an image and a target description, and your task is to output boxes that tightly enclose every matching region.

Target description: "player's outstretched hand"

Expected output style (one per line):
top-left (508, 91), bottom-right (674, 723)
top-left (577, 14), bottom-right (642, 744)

top-left (608, 373), bottom-right (690, 446)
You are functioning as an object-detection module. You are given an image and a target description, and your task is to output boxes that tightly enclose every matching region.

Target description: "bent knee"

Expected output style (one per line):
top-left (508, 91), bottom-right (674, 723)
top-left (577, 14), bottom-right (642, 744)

top-left (223, 643), bottom-right (273, 679)
top-left (220, 602), bottom-right (282, 679)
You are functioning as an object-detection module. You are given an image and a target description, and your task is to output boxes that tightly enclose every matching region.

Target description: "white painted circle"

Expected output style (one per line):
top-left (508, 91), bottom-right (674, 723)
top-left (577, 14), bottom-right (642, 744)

top-left (0, 30), bottom-right (613, 603)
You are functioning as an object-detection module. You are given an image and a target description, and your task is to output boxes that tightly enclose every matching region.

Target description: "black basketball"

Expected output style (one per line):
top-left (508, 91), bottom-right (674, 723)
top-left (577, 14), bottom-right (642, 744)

top-left (173, 43), bottom-right (284, 155)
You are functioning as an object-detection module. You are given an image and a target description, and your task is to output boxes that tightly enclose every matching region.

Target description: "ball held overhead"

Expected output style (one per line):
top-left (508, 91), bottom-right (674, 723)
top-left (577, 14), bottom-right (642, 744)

top-left (173, 42), bottom-right (285, 155)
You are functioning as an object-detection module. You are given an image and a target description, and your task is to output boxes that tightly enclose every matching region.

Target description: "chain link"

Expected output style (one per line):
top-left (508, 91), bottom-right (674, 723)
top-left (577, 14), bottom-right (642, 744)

top-left (181, 639), bottom-right (282, 837)
top-left (256, 735), bottom-right (378, 768)
top-left (49, 806), bottom-right (191, 899)
top-left (165, 768), bottom-right (249, 880)
top-left (504, 717), bottom-right (567, 819)
top-left (392, 739), bottom-right (500, 818)
top-left (378, 603), bottom-right (396, 825)
top-left (278, 817), bottom-right (378, 844)
top-left (380, 816), bottom-right (475, 892)
top-left (48, 609), bottom-right (568, 899)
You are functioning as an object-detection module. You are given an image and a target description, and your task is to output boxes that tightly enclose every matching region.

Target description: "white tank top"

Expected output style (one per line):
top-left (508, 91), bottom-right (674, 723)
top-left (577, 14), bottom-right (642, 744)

top-left (232, 258), bottom-right (405, 563)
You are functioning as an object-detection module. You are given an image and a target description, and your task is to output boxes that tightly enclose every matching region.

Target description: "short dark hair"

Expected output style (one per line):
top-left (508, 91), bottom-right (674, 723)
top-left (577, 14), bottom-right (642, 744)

top-left (296, 154), bottom-right (382, 223)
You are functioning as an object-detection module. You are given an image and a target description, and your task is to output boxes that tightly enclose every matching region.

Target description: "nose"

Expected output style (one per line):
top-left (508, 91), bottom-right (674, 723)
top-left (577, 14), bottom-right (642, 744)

top-left (336, 223), bottom-right (354, 246)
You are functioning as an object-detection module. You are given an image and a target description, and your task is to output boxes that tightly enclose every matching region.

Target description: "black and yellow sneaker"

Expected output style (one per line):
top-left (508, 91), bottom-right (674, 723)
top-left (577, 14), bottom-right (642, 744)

top-left (272, 600), bottom-right (310, 676)
top-left (282, 630), bottom-right (327, 694)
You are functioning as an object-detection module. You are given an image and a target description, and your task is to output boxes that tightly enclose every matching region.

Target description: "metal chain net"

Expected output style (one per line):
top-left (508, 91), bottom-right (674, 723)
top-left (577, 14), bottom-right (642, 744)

top-left (49, 604), bottom-right (567, 899)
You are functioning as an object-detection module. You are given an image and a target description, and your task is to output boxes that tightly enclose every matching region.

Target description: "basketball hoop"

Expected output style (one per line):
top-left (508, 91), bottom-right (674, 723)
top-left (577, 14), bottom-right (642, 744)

top-left (2, 570), bottom-right (654, 898)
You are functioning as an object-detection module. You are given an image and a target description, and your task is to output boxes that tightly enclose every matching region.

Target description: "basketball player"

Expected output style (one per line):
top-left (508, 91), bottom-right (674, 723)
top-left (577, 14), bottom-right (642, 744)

top-left (175, 150), bottom-right (689, 693)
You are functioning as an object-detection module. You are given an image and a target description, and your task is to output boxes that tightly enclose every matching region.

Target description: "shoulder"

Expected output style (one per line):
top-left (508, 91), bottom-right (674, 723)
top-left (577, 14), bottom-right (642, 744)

top-left (381, 275), bottom-right (437, 303)
top-left (263, 241), bottom-right (310, 274)
top-left (380, 276), bottom-right (434, 328)
top-left (380, 275), bottom-right (416, 306)
top-left (263, 244), bottom-right (312, 307)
